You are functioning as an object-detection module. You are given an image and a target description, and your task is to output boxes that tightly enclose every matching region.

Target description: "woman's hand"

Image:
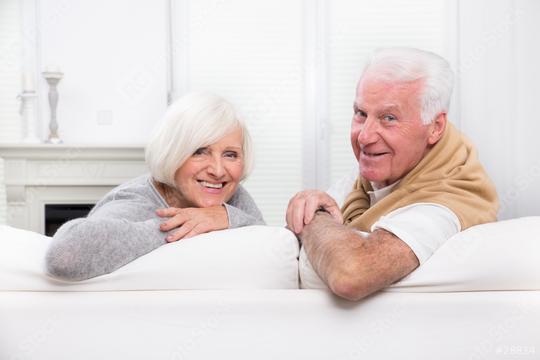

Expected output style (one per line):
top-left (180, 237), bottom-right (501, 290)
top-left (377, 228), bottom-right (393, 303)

top-left (156, 206), bottom-right (229, 242)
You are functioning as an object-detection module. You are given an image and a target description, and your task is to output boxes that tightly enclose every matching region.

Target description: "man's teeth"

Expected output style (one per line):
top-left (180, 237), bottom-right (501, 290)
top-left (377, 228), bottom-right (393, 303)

top-left (364, 151), bottom-right (385, 156)
top-left (200, 181), bottom-right (223, 189)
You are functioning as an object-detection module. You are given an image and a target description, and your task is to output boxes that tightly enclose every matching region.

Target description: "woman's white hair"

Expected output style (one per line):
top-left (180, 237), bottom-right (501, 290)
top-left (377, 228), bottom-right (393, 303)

top-left (361, 47), bottom-right (454, 124)
top-left (145, 92), bottom-right (253, 187)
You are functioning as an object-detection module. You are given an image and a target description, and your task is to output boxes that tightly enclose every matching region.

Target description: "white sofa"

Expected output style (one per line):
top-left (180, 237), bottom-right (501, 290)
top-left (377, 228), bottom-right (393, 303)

top-left (1, 219), bottom-right (539, 360)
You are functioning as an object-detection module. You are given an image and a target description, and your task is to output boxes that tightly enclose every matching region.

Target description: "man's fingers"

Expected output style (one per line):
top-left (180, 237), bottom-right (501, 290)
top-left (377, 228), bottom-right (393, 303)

top-left (285, 194), bottom-right (303, 232)
top-left (292, 198), bottom-right (307, 234)
top-left (285, 198), bottom-right (292, 229)
top-left (311, 192), bottom-right (343, 224)
top-left (326, 205), bottom-right (344, 224)
top-left (287, 190), bottom-right (341, 234)
top-left (303, 196), bottom-right (321, 225)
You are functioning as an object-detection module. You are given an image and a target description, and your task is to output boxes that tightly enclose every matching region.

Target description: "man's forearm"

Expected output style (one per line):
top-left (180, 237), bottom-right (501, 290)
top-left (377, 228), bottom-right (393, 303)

top-left (300, 212), bottom-right (419, 301)
top-left (300, 212), bottom-right (362, 288)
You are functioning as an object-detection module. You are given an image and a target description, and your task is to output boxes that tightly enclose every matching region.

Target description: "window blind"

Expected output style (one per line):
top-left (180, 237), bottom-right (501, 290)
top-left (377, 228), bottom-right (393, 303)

top-left (0, 0), bottom-right (22, 143)
top-left (327, 0), bottom-right (449, 185)
top-left (172, 0), bottom-right (453, 225)
top-left (180, 0), bottom-right (304, 226)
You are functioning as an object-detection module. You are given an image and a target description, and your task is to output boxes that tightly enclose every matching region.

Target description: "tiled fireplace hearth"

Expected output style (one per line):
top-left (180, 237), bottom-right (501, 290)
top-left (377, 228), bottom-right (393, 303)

top-left (0, 145), bottom-right (146, 235)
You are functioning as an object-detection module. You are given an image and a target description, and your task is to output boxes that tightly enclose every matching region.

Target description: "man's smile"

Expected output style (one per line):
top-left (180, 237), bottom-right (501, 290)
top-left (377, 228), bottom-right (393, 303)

top-left (361, 149), bottom-right (390, 158)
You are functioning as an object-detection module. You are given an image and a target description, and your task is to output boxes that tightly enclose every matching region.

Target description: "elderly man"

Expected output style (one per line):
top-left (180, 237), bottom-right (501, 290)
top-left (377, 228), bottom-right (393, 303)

top-left (286, 47), bottom-right (498, 301)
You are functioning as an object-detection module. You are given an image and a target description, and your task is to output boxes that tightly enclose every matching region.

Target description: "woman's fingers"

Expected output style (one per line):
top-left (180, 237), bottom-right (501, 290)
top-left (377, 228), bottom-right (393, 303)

top-left (156, 207), bottom-right (182, 218)
top-left (167, 221), bottom-right (212, 242)
top-left (165, 220), bottom-right (196, 242)
top-left (159, 211), bottom-right (187, 231)
top-left (182, 223), bottom-right (207, 239)
top-left (160, 206), bottom-right (228, 241)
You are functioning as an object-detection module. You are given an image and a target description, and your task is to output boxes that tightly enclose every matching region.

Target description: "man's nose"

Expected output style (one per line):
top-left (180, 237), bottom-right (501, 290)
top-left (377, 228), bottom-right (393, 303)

top-left (207, 156), bottom-right (225, 178)
top-left (357, 116), bottom-right (380, 145)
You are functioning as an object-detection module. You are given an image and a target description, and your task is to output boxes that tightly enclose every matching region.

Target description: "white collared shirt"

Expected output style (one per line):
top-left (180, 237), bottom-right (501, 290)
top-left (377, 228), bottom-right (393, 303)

top-left (327, 169), bottom-right (461, 264)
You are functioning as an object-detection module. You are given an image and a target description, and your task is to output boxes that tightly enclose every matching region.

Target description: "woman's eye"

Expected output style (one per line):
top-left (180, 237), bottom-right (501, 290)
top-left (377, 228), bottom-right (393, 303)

top-left (224, 151), bottom-right (238, 159)
top-left (193, 147), bottom-right (207, 156)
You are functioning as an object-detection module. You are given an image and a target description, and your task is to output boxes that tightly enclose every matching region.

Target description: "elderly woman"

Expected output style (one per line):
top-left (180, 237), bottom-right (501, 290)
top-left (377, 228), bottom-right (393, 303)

top-left (46, 92), bottom-right (264, 281)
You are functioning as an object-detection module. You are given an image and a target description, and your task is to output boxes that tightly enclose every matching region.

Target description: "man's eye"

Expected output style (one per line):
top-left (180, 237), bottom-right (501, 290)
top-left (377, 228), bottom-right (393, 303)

top-left (383, 114), bottom-right (397, 122)
top-left (354, 109), bottom-right (367, 118)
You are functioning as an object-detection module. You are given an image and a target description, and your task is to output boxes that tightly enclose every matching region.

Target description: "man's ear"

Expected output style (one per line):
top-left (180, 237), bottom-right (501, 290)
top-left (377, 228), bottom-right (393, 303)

top-left (427, 113), bottom-right (447, 145)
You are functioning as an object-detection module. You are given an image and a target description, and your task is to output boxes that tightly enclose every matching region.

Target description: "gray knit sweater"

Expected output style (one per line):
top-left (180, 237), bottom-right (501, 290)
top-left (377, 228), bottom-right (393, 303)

top-left (45, 174), bottom-right (265, 281)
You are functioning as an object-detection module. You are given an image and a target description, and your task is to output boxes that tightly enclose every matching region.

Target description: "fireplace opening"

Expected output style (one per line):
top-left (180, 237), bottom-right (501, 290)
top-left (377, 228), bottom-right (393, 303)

top-left (45, 204), bottom-right (94, 237)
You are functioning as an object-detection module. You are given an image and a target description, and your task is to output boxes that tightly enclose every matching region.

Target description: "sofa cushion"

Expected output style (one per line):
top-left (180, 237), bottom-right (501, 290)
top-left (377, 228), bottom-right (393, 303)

top-left (0, 225), bottom-right (299, 291)
top-left (300, 217), bottom-right (540, 292)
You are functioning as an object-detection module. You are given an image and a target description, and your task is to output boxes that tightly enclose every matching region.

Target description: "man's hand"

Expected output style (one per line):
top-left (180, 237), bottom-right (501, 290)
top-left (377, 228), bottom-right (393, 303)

top-left (286, 190), bottom-right (343, 234)
top-left (156, 206), bottom-right (229, 242)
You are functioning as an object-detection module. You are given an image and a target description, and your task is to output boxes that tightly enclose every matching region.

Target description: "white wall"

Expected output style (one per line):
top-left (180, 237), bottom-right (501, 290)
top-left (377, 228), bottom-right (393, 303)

top-left (36, 0), bottom-right (168, 144)
top-left (326, 0), bottom-right (454, 186)
top-left (0, 0), bottom-right (22, 143)
top-left (1, 0), bottom-right (539, 223)
top-left (169, 0), bottom-right (452, 225)
top-left (172, 0), bottom-right (305, 225)
top-left (457, 0), bottom-right (540, 219)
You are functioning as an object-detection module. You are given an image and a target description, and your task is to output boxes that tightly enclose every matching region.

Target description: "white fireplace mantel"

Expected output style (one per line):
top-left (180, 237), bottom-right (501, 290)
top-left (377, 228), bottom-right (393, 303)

top-left (0, 144), bottom-right (147, 234)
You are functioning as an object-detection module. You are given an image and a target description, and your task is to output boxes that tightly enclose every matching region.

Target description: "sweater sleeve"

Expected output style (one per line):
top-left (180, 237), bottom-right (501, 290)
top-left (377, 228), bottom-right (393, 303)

top-left (223, 184), bottom-right (266, 227)
top-left (45, 191), bottom-right (168, 281)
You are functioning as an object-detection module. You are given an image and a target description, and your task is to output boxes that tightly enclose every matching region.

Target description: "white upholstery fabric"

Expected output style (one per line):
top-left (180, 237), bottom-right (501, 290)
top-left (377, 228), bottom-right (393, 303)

top-left (0, 225), bottom-right (299, 290)
top-left (3, 216), bottom-right (540, 292)
top-left (1, 289), bottom-right (538, 360)
top-left (392, 216), bottom-right (540, 291)
top-left (1, 218), bottom-right (540, 359)
top-left (300, 217), bottom-right (540, 292)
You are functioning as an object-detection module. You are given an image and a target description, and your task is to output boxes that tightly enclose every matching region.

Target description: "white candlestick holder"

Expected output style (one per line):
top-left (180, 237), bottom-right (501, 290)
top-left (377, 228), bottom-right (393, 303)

top-left (17, 90), bottom-right (40, 143)
top-left (42, 70), bottom-right (64, 144)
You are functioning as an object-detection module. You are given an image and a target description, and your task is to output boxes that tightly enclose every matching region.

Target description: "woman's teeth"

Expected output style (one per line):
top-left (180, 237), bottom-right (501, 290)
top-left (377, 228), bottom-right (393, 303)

top-left (199, 181), bottom-right (223, 189)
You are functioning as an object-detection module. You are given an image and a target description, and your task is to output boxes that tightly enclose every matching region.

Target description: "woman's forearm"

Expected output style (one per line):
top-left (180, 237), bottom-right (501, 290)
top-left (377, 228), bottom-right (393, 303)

top-left (45, 217), bottom-right (167, 281)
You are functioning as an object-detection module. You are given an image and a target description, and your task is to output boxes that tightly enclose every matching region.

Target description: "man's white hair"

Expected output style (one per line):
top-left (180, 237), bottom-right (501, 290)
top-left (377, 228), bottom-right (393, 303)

top-left (145, 92), bottom-right (253, 187)
top-left (361, 47), bottom-right (454, 124)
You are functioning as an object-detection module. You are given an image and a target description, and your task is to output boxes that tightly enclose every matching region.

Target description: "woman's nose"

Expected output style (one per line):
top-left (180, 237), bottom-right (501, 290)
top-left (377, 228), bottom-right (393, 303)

top-left (207, 156), bottom-right (225, 178)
